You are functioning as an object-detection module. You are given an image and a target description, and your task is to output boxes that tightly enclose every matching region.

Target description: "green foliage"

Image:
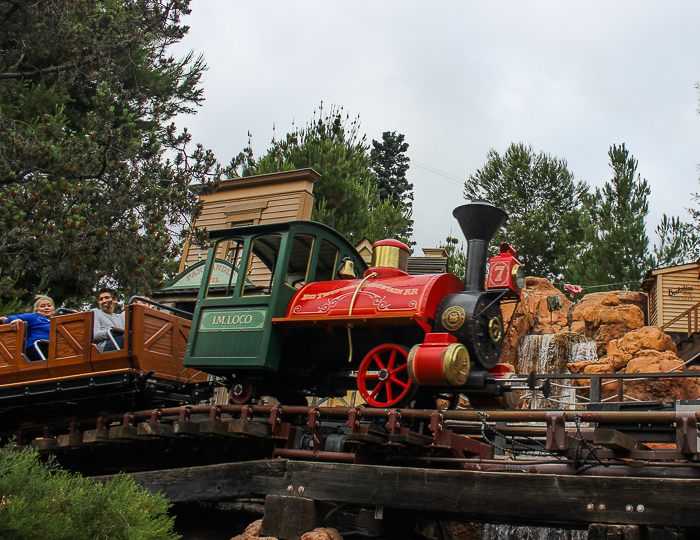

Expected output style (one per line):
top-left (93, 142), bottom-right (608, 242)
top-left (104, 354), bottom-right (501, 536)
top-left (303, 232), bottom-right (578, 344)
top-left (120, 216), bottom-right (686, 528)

top-left (370, 131), bottom-right (413, 208)
top-left (0, 0), bottom-right (220, 307)
top-left (570, 144), bottom-right (651, 289)
top-left (439, 236), bottom-right (466, 280)
top-left (228, 103), bottom-right (412, 245)
top-left (0, 443), bottom-right (178, 539)
top-left (651, 214), bottom-right (699, 267)
top-left (464, 143), bottom-right (588, 281)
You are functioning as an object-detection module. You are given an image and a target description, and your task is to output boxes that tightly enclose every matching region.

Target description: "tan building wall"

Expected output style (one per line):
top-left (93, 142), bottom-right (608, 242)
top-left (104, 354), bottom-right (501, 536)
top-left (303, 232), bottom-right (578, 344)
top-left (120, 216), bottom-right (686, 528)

top-left (179, 169), bottom-right (319, 272)
top-left (645, 261), bottom-right (700, 331)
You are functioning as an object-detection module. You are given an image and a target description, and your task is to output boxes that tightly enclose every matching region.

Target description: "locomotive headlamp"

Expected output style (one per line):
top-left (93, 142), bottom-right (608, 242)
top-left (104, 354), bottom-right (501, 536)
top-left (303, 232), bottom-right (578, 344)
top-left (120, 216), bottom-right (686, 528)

top-left (487, 243), bottom-right (525, 296)
top-left (511, 264), bottom-right (525, 291)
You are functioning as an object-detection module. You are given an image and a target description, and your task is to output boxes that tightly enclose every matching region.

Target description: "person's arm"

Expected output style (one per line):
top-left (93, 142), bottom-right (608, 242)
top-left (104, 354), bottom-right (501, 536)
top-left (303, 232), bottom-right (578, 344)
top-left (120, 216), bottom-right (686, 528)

top-left (6, 314), bottom-right (29, 331)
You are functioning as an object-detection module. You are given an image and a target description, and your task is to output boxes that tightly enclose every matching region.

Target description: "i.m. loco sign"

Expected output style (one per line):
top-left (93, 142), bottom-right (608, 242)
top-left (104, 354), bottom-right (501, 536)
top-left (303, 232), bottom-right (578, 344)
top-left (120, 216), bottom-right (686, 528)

top-left (198, 308), bottom-right (267, 332)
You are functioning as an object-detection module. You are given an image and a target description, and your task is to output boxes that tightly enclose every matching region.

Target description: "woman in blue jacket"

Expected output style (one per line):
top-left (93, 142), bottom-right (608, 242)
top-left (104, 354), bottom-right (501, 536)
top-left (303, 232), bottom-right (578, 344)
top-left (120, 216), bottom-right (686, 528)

top-left (0, 296), bottom-right (55, 361)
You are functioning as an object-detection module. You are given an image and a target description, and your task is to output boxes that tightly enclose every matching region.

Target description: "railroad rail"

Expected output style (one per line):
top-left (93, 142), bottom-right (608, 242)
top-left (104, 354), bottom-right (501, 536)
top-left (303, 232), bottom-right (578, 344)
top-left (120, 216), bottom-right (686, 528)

top-left (14, 403), bottom-right (700, 538)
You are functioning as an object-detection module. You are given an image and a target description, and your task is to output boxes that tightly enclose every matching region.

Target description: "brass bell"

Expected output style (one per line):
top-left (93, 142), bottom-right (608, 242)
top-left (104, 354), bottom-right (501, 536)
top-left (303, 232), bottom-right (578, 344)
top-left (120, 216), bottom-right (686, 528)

top-left (338, 257), bottom-right (357, 280)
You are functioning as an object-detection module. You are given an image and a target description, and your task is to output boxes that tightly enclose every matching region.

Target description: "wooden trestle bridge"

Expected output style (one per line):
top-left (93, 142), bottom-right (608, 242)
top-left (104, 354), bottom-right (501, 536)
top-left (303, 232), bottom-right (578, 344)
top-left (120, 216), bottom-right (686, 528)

top-left (18, 403), bottom-right (700, 539)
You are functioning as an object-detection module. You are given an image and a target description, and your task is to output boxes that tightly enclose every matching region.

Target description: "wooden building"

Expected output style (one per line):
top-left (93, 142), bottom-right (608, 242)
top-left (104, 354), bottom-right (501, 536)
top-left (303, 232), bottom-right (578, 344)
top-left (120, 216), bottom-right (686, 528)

top-left (178, 169), bottom-right (319, 272)
top-left (642, 261), bottom-right (700, 333)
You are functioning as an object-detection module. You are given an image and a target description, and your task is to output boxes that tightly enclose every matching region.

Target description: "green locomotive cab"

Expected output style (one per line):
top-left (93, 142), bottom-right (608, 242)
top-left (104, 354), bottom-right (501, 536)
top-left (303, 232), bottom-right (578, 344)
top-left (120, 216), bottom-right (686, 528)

top-left (183, 221), bottom-right (368, 390)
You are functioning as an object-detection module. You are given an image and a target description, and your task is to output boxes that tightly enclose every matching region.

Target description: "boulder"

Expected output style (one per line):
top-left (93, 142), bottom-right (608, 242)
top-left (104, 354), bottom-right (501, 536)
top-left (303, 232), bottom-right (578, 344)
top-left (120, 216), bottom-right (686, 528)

top-left (231, 520), bottom-right (344, 540)
top-left (623, 353), bottom-right (689, 402)
top-left (582, 362), bottom-right (617, 400)
top-left (232, 520), bottom-right (278, 540)
top-left (605, 327), bottom-right (677, 371)
top-left (569, 292), bottom-right (646, 355)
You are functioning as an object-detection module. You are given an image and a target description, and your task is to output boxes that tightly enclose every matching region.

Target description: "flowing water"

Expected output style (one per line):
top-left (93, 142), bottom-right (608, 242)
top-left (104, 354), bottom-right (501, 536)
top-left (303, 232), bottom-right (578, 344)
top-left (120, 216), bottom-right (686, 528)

top-left (482, 524), bottom-right (587, 540)
top-left (516, 333), bottom-right (598, 409)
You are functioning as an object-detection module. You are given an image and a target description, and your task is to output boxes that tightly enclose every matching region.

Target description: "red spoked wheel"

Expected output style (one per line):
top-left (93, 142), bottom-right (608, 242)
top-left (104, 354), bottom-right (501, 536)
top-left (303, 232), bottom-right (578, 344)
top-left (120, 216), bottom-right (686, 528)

top-left (358, 344), bottom-right (417, 407)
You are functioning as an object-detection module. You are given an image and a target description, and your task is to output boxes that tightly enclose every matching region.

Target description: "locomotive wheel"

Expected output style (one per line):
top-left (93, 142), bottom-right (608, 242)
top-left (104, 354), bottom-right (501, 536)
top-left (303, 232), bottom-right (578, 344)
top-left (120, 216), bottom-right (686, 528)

top-left (228, 378), bottom-right (257, 404)
top-left (358, 344), bottom-right (417, 408)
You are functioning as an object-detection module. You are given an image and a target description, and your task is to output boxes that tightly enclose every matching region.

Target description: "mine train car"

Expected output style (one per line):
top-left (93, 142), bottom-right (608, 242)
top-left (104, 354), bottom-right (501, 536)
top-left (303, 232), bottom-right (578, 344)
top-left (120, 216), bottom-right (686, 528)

top-left (184, 199), bottom-right (528, 408)
top-left (0, 199), bottom-right (528, 432)
top-left (0, 301), bottom-right (213, 430)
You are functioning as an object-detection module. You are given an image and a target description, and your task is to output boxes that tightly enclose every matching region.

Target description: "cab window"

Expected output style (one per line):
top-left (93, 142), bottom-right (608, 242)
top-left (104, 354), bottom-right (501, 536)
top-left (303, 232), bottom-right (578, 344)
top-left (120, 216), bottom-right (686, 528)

top-left (314, 240), bottom-right (339, 281)
top-left (241, 234), bottom-right (282, 296)
top-left (205, 238), bottom-right (245, 298)
top-left (285, 234), bottom-right (314, 289)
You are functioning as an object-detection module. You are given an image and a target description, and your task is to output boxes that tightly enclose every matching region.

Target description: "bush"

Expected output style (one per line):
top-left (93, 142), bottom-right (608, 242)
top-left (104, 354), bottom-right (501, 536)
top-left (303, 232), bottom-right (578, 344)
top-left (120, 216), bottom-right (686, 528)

top-left (0, 443), bottom-right (179, 540)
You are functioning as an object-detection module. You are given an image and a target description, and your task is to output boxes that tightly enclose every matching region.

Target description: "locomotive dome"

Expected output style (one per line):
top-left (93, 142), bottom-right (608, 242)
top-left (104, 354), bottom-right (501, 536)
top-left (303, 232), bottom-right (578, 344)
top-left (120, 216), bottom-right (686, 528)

top-left (370, 238), bottom-right (410, 272)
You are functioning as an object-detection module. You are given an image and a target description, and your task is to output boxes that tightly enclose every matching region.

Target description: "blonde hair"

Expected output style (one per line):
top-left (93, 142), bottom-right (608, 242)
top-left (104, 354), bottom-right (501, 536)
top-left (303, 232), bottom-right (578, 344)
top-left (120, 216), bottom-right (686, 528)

top-left (33, 295), bottom-right (54, 313)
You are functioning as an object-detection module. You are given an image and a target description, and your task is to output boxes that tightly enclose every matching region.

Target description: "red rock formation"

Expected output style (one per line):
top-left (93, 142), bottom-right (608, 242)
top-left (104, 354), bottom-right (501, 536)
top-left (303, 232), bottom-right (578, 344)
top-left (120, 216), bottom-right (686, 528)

top-left (231, 520), bottom-right (343, 540)
top-left (570, 292), bottom-right (645, 355)
top-left (502, 277), bottom-right (574, 365)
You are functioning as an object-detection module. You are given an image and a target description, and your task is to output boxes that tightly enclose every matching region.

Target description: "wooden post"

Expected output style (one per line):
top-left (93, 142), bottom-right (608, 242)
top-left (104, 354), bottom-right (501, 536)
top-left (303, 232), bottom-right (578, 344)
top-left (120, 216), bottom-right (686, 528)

top-left (590, 375), bottom-right (602, 404)
top-left (259, 495), bottom-right (320, 540)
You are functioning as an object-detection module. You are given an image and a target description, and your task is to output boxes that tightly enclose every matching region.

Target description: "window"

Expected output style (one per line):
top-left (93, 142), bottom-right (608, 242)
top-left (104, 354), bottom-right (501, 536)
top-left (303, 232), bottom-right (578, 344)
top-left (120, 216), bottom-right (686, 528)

top-left (241, 234), bottom-right (282, 296)
top-left (205, 239), bottom-right (245, 298)
top-left (314, 240), bottom-right (339, 281)
top-left (285, 234), bottom-right (314, 288)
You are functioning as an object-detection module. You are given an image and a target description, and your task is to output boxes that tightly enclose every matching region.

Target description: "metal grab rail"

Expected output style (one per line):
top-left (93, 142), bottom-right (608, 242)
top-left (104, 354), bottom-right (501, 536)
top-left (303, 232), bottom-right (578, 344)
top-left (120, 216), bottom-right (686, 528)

top-left (660, 298), bottom-right (700, 335)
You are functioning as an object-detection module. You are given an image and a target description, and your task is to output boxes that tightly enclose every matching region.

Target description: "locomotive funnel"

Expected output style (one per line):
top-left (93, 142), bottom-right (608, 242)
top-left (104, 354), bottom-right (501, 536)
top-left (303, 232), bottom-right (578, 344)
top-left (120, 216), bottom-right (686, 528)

top-left (453, 199), bottom-right (508, 291)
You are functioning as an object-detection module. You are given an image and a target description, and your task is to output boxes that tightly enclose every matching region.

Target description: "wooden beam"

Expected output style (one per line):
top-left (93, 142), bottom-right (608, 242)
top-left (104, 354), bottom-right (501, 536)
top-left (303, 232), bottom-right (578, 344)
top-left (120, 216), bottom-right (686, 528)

top-left (97, 459), bottom-right (700, 530)
top-left (255, 461), bottom-right (700, 530)
top-left (93, 460), bottom-right (286, 502)
top-left (594, 429), bottom-right (650, 452)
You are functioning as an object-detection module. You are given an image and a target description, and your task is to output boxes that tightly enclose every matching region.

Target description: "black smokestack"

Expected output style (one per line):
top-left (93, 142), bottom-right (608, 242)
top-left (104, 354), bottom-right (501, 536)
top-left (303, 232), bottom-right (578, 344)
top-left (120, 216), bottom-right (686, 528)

top-left (452, 199), bottom-right (508, 292)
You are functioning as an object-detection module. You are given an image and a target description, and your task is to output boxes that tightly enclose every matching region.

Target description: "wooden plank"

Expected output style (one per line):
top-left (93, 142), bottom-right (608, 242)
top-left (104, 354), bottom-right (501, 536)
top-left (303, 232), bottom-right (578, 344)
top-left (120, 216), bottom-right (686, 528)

top-left (594, 429), bottom-right (650, 452)
top-left (137, 422), bottom-right (176, 438)
top-left (95, 460), bottom-right (287, 502)
top-left (228, 419), bottom-right (271, 438)
top-left (254, 461), bottom-right (700, 529)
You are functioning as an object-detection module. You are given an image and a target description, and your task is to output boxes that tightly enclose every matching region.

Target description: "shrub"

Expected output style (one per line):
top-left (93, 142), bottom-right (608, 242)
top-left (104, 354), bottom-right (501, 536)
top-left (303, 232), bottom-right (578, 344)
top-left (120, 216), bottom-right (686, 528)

top-left (0, 443), bottom-right (179, 539)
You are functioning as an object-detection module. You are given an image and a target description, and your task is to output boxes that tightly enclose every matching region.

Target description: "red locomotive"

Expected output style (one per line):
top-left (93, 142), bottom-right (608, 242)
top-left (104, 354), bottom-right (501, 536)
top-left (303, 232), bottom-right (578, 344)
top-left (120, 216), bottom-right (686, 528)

top-left (185, 199), bottom-right (530, 408)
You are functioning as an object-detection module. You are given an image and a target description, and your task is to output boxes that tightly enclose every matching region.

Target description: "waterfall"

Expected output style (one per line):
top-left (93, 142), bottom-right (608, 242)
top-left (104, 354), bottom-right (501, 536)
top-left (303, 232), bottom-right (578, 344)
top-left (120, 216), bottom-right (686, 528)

top-left (516, 333), bottom-right (597, 409)
top-left (482, 524), bottom-right (587, 540)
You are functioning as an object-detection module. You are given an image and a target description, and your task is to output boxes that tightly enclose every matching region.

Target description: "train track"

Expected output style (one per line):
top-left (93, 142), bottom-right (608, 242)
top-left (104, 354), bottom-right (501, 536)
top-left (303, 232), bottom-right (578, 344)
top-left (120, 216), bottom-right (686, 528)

top-left (15, 404), bottom-right (700, 479)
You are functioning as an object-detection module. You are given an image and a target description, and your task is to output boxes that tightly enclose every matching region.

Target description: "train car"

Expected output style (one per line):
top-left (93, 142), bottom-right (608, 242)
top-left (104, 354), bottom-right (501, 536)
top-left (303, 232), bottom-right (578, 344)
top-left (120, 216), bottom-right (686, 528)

top-left (184, 199), bottom-right (528, 407)
top-left (0, 302), bottom-right (212, 430)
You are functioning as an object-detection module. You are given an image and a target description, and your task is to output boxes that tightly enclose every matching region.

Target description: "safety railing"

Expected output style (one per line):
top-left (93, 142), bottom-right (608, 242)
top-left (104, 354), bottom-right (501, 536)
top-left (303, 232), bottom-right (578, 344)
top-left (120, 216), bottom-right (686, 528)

top-left (660, 299), bottom-right (700, 336)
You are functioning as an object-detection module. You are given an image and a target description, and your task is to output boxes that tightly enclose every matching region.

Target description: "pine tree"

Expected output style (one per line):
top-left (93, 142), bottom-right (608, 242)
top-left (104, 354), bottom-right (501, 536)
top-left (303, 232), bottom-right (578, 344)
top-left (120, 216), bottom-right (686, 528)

top-left (0, 0), bottom-right (220, 306)
top-left (572, 144), bottom-right (651, 288)
top-left (228, 104), bottom-right (412, 245)
top-left (370, 131), bottom-right (413, 208)
top-left (464, 143), bottom-right (588, 281)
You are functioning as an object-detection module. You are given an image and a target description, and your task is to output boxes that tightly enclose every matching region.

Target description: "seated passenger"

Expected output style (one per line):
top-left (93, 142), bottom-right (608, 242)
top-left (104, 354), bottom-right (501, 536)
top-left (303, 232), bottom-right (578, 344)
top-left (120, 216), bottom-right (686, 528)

top-left (91, 288), bottom-right (125, 352)
top-left (0, 295), bottom-right (54, 361)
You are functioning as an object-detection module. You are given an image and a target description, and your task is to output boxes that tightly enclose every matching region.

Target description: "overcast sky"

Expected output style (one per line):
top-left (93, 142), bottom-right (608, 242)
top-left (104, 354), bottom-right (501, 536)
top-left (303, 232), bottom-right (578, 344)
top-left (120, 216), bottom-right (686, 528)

top-left (170, 1), bottom-right (700, 259)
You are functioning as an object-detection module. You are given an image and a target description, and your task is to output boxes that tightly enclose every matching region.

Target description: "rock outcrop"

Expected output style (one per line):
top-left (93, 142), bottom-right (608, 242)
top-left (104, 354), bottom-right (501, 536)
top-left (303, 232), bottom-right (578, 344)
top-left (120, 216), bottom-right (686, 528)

top-left (502, 277), bottom-right (574, 365)
top-left (502, 278), bottom-right (700, 404)
top-left (231, 520), bottom-right (343, 540)
top-left (502, 280), bottom-right (648, 364)
top-left (569, 292), bottom-right (646, 355)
